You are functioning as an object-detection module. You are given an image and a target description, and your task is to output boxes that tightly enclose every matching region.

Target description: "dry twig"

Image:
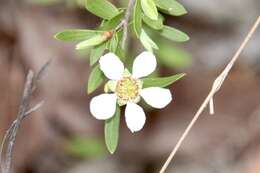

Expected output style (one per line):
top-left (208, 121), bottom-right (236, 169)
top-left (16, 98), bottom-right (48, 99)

top-left (0, 60), bottom-right (50, 173)
top-left (159, 16), bottom-right (260, 173)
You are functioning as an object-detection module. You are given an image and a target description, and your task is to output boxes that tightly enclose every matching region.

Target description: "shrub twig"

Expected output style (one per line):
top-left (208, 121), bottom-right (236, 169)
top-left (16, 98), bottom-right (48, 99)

top-left (0, 60), bottom-right (50, 173)
top-left (121, 0), bottom-right (136, 49)
top-left (159, 16), bottom-right (260, 173)
top-left (114, 0), bottom-right (136, 49)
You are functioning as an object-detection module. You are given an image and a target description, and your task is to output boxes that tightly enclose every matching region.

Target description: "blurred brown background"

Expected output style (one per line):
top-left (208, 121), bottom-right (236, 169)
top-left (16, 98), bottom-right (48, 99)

top-left (0, 0), bottom-right (260, 173)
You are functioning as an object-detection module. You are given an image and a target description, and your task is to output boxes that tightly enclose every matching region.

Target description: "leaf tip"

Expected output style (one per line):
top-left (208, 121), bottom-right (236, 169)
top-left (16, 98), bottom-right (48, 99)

top-left (171, 9), bottom-right (187, 16)
top-left (180, 73), bottom-right (187, 77)
top-left (183, 9), bottom-right (188, 15)
top-left (75, 43), bottom-right (83, 50)
top-left (87, 89), bottom-right (92, 95)
top-left (87, 84), bottom-right (94, 95)
top-left (176, 73), bottom-right (187, 81)
top-left (107, 147), bottom-right (116, 154)
top-left (184, 34), bottom-right (190, 41)
top-left (54, 32), bottom-right (61, 40)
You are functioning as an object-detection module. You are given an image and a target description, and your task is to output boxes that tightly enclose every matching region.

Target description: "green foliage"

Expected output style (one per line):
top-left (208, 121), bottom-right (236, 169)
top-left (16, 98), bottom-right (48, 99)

top-left (141, 0), bottom-right (158, 20)
top-left (90, 42), bottom-right (107, 66)
top-left (143, 13), bottom-right (164, 30)
top-left (108, 32), bottom-right (120, 53)
top-left (115, 43), bottom-right (125, 60)
top-left (85, 0), bottom-right (120, 20)
top-left (155, 0), bottom-right (187, 16)
top-left (55, 29), bottom-right (103, 41)
top-left (65, 137), bottom-right (104, 158)
top-left (159, 26), bottom-right (189, 42)
top-left (87, 65), bottom-right (105, 94)
top-left (105, 105), bottom-right (120, 154)
top-left (100, 12), bottom-right (124, 30)
top-left (133, 0), bottom-right (143, 37)
top-left (142, 73), bottom-right (186, 88)
top-left (76, 34), bottom-right (107, 50)
top-left (140, 29), bottom-right (158, 52)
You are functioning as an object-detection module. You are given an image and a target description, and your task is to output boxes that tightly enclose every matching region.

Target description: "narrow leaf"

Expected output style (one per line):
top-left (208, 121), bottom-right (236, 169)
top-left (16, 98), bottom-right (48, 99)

top-left (133, 0), bottom-right (142, 37)
top-left (140, 29), bottom-right (158, 52)
top-left (142, 73), bottom-right (186, 88)
top-left (100, 11), bottom-right (124, 30)
top-left (115, 43), bottom-right (125, 60)
top-left (160, 26), bottom-right (189, 42)
top-left (141, 0), bottom-right (158, 20)
top-left (86, 0), bottom-right (119, 20)
top-left (155, 0), bottom-right (187, 16)
top-left (108, 32), bottom-right (119, 53)
top-left (112, 31), bottom-right (124, 58)
top-left (76, 34), bottom-right (107, 50)
top-left (143, 13), bottom-right (164, 30)
top-left (54, 30), bottom-right (102, 41)
top-left (90, 42), bottom-right (107, 66)
top-left (87, 65), bottom-right (105, 94)
top-left (105, 105), bottom-right (120, 154)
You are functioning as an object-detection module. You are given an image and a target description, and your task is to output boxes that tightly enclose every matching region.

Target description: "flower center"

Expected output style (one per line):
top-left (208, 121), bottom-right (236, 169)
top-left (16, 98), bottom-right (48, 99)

top-left (115, 77), bottom-right (142, 105)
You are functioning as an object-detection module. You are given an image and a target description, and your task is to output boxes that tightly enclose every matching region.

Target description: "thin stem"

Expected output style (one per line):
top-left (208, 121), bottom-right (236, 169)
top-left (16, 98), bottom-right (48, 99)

top-left (4, 71), bottom-right (34, 173)
top-left (159, 16), bottom-right (260, 173)
top-left (113, 0), bottom-right (136, 49)
top-left (0, 60), bottom-right (50, 173)
top-left (122, 0), bottom-right (136, 49)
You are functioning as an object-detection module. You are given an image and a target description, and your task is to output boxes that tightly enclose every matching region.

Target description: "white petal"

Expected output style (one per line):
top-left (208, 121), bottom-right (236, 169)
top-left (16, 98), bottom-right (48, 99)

top-left (140, 87), bottom-right (172, 109)
top-left (90, 94), bottom-right (117, 120)
top-left (132, 51), bottom-right (157, 78)
top-left (125, 102), bottom-right (146, 133)
top-left (99, 53), bottom-right (124, 80)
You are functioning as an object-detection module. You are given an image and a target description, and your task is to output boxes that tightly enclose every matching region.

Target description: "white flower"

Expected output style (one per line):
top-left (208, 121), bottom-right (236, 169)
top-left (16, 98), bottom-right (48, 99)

top-left (90, 51), bottom-right (172, 132)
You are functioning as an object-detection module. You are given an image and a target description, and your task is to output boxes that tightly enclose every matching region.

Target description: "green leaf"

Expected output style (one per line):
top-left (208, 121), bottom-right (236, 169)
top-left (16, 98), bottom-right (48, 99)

top-left (106, 30), bottom-right (123, 57)
top-left (142, 73), bottom-right (186, 88)
top-left (140, 29), bottom-right (158, 52)
top-left (87, 65), bottom-right (105, 94)
top-left (155, 0), bottom-right (187, 16)
top-left (76, 34), bottom-right (107, 50)
top-left (143, 13), bottom-right (164, 30)
top-left (65, 137), bottom-right (104, 158)
top-left (86, 0), bottom-right (119, 20)
top-left (100, 11), bottom-right (124, 30)
top-left (108, 32), bottom-right (119, 53)
top-left (159, 26), bottom-right (189, 42)
top-left (157, 41), bottom-right (192, 68)
top-left (105, 105), bottom-right (120, 154)
top-left (54, 29), bottom-right (102, 41)
top-left (90, 42), bottom-right (107, 66)
top-left (141, 0), bottom-right (158, 20)
top-left (115, 43), bottom-right (125, 60)
top-left (133, 0), bottom-right (142, 37)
